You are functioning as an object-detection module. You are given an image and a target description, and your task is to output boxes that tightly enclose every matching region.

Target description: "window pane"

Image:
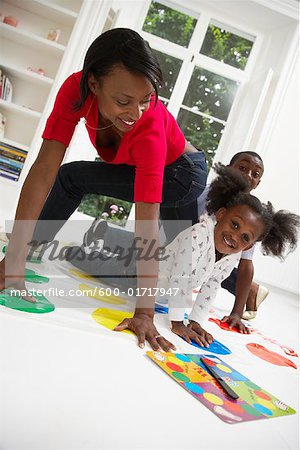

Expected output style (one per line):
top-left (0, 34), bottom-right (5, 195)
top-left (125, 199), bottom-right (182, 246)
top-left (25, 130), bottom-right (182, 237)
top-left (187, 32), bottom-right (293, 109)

top-left (200, 24), bottom-right (254, 70)
top-left (152, 49), bottom-right (183, 99)
top-left (78, 159), bottom-right (132, 225)
top-left (143, 1), bottom-right (197, 47)
top-left (78, 194), bottom-right (132, 226)
top-left (183, 67), bottom-right (239, 121)
top-left (177, 109), bottom-right (224, 168)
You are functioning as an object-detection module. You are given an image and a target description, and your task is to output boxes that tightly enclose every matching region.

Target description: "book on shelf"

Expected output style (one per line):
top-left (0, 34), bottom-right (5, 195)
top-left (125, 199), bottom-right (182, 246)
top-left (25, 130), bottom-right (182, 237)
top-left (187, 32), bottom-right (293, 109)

top-left (0, 68), bottom-right (13, 102)
top-left (0, 169), bottom-right (19, 182)
top-left (0, 141), bottom-right (27, 182)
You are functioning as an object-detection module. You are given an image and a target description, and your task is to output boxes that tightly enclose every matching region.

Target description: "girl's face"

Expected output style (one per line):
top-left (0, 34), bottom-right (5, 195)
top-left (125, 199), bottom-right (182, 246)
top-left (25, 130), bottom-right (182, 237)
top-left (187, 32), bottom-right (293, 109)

top-left (214, 205), bottom-right (265, 255)
top-left (88, 64), bottom-right (154, 135)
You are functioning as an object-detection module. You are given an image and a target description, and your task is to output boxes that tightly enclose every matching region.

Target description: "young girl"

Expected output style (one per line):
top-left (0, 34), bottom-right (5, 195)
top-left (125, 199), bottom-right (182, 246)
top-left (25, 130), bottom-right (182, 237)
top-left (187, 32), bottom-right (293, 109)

top-left (0, 28), bottom-right (207, 351)
top-left (67, 164), bottom-right (299, 348)
top-left (164, 164), bottom-right (299, 347)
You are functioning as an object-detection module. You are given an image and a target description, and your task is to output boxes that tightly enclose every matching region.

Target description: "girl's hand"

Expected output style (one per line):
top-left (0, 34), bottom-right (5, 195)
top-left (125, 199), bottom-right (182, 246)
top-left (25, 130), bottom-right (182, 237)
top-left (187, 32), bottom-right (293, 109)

top-left (188, 320), bottom-right (214, 347)
top-left (114, 313), bottom-right (176, 352)
top-left (171, 320), bottom-right (213, 348)
top-left (221, 314), bottom-right (250, 334)
top-left (0, 258), bottom-right (35, 302)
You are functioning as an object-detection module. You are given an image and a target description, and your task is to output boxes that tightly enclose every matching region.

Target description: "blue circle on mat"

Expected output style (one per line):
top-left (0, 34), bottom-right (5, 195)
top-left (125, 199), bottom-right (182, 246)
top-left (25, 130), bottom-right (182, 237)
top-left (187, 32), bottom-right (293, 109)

top-left (229, 370), bottom-right (249, 382)
top-left (175, 354), bottom-right (190, 362)
top-left (154, 304), bottom-right (168, 314)
top-left (253, 403), bottom-right (273, 416)
top-left (190, 338), bottom-right (231, 355)
top-left (154, 304), bottom-right (188, 319)
top-left (185, 382), bottom-right (204, 395)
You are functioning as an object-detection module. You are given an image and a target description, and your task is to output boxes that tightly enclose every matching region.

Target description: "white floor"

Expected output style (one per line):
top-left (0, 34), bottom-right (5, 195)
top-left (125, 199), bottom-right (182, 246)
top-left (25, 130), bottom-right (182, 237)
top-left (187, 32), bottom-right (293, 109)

top-left (0, 241), bottom-right (299, 450)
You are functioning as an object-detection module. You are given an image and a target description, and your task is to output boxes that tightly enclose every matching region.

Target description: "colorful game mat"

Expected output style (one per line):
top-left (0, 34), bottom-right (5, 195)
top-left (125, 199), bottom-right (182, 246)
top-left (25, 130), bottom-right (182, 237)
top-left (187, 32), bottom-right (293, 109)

top-left (147, 352), bottom-right (296, 424)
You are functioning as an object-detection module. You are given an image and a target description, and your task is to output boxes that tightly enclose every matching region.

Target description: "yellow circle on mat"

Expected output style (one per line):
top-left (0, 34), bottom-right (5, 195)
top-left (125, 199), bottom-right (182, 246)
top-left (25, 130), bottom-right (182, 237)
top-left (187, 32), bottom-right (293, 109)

top-left (168, 356), bottom-right (185, 365)
top-left (203, 393), bottom-right (224, 405)
top-left (216, 364), bottom-right (232, 373)
top-left (257, 399), bottom-right (276, 410)
top-left (92, 308), bottom-right (134, 334)
top-left (69, 268), bottom-right (96, 281)
top-left (79, 283), bottom-right (126, 305)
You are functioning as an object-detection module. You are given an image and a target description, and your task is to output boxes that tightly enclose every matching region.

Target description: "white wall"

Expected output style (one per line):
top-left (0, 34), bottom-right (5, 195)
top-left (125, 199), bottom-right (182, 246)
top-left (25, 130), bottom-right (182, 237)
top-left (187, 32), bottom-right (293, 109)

top-left (251, 57), bottom-right (299, 294)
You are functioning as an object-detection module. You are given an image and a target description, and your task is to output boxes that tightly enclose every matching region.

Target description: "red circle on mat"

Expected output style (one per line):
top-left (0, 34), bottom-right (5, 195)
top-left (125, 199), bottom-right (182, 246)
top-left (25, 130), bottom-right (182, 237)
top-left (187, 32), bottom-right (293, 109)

top-left (223, 400), bottom-right (244, 414)
top-left (209, 318), bottom-right (243, 333)
top-left (246, 343), bottom-right (297, 369)
top-left (202, 357), bottom-right (216, 367)
top-left (166, 362), bottom-right (184, 372)
top-left (254, 390), bottom-right (271, 400)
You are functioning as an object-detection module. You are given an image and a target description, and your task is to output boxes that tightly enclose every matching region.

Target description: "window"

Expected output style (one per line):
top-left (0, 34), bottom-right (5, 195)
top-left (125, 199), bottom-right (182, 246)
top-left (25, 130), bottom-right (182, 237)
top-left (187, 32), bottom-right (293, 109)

top-left (142, 1), bottom-right (197, 47)
top-left (142, 1), bottom-right (256, 167)
top-left (200, 22), bottom-right (255, 70)
top-left (78, 158), bottom-right (132, 223)
top-left (178, 68), bottom-right (239, 157)
top-left (152, 49), bottom-right (183, 105)
top-left (78, 194), bottom-right (132, 225)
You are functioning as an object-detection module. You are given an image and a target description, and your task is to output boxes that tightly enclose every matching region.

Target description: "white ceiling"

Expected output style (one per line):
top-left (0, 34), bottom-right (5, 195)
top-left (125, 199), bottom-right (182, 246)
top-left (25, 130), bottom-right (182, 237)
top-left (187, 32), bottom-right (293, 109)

top-left (178, 0), bottom-right (298, 31)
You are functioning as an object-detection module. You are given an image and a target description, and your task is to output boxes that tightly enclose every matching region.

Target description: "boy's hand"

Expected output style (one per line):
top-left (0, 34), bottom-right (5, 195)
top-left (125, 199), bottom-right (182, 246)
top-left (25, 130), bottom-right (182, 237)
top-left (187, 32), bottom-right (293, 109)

top-left (221, 313), bottom-right (250, 334)
top-left (171, 320), bottom-right (213, 348)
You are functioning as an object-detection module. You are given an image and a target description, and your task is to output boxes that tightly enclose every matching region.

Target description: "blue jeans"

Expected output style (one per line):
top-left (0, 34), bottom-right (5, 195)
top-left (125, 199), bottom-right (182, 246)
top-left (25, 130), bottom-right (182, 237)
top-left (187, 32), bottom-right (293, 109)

top-left (221, 268), bottom-right (238, 295)
top-left (33, 150), bottom-right (207, 243)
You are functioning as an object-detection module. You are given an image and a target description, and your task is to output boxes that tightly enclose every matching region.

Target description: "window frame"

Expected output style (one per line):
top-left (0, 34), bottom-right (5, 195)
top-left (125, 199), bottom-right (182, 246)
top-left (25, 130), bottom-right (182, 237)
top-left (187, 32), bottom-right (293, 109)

top-left (137, 0), bottom-right (264, 160)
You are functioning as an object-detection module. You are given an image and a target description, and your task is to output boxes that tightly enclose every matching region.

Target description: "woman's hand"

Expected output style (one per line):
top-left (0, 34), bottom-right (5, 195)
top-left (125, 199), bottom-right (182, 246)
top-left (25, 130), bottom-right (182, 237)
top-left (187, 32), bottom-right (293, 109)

top-left (114, 312), bottom-right (176, 351)
top-left (0, 258), bottom-right (35, 302)
top-left (171, 320), bottom-right (213, 348)
top-left (221, 314), bottom-right (250, 334)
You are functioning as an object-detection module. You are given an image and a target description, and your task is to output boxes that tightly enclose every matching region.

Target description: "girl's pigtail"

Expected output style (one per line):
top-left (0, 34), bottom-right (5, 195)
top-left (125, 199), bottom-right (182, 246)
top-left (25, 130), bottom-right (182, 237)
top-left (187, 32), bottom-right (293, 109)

top-left (207, 163), bottom-right (249, 214)
top-left (261, 202), bottom-right (300, 260)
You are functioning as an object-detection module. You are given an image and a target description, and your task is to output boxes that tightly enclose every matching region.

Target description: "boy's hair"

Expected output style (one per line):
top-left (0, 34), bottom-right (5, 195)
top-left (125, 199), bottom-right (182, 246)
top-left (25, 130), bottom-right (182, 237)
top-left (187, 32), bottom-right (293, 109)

top-left (206, 164), bottom-right (299, 260)
top-left (75, 28), bottom-right (163, 110)
top-left (229, 151), bottom-right (263, 165)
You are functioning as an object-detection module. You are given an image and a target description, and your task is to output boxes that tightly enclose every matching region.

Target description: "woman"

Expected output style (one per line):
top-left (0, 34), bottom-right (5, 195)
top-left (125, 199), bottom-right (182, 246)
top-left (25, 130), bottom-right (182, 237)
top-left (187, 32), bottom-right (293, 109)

top-left (0, 28), bottom-right (207, 351)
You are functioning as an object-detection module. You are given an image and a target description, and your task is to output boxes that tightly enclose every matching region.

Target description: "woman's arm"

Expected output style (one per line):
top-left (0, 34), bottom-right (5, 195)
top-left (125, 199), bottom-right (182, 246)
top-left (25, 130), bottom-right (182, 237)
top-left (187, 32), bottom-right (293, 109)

top-left (114, 201), bottom-right (176, 351)
top-left (0, 140), bottom-right (67, 294)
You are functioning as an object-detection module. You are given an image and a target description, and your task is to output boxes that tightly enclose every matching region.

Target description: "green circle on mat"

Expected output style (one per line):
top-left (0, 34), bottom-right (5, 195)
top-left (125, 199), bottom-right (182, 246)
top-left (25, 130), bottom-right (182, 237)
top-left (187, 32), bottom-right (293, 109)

top-left (246, 381), bottom-right (260, 390)
top-left (0, 290), bottom-right (55, 314)
top-left (26, 256), bottom-right (43, 264)
top-left (241, 403), bottom-right (262, 417)
top-left (172, 372), bottom-right (190, 382)
top-left (25, 269), bottom-right (49, 284)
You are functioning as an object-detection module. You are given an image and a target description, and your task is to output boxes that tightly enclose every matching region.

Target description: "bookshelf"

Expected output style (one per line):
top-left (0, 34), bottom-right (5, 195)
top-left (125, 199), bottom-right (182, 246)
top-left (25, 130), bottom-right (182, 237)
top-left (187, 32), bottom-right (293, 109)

top-left (0, 0), bottom-right (115, 216)
top-left (0, 0), bottom-right (82, 158)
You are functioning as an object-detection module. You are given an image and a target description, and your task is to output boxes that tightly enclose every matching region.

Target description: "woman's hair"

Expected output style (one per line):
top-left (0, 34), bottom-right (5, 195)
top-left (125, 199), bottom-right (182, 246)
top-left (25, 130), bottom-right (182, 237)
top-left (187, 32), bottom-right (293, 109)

top-left (206, 164), bottom-right (299, 260)
top-left (75, 28), bottom-right (163, 110)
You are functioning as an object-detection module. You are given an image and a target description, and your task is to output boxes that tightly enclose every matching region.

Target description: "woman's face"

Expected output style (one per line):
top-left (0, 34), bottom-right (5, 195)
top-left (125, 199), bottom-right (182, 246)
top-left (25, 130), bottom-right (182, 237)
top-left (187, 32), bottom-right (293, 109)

top-left (214, 205), bottom-right (265, 255)
top-left (88, 64), bottom-right (154, 135)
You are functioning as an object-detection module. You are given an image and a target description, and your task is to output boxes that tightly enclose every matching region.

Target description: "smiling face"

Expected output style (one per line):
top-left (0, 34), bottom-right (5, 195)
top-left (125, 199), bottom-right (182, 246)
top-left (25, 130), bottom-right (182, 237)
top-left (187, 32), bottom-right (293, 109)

top-left (230, 154), bottom-right (264, 192)
top-left (214, 205), bottom-right (265, 255)
top-left (88, 64), bottom-right (154, 135)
